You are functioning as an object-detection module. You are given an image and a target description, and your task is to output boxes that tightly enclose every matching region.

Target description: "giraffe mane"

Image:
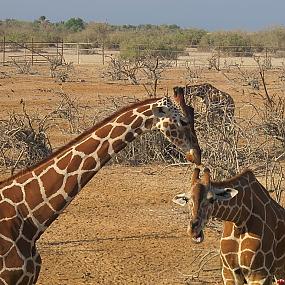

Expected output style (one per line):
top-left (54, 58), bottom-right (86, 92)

top-left (210, 168), bottom-right (255, 187)
top-left (0, 97), bottom-right (160, 185)
top-left (187, 82), bottom-right (214, 89)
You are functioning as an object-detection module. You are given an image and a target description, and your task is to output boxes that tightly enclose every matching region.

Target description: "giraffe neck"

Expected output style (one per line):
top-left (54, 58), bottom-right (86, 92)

top-left (211, 171), bottom-right (272, 227)
top-left (1, 98), bottom-right (158, 240)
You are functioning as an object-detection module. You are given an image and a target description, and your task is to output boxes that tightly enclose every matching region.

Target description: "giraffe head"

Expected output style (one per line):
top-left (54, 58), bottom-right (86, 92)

top-left (152, 87), bottom-right (201, 165)
top-left (173, 168), bottom-right (238, 243)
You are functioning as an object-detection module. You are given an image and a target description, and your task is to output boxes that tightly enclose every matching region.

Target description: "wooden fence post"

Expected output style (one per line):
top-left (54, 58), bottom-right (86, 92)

top-left (3, 36), bottom-right (5, 65)
top-left (102, 41), bottom-right (105, 65)
top-left (61, 39), bottom-right (64, 64)
top-left (76, 43), bottom-right (80, 64)
top-left (31, 38), bottom-right (34, 65)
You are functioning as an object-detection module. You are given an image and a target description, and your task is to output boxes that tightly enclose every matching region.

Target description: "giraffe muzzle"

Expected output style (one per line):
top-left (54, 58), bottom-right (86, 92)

top-left (189, 220), bottom-right (204, 243)
top-left (185, 149), bottom-right (202, 165)
top-left (191, 230), bottom-right (204, 244)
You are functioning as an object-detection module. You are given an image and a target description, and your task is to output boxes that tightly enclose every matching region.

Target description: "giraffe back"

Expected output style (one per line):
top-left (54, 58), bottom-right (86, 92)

top-left (184, 83), bottom-right (235, 123)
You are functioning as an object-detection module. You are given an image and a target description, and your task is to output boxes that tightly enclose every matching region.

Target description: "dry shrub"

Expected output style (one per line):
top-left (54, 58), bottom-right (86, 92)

top-left (49, 60), bottom-right (74, 82)
top-left (103, 56), bottom-right (142, 84)
top-left (0, 102), bottom-right (52, 173)
top-left (11, 58), bottom-right (33, 74)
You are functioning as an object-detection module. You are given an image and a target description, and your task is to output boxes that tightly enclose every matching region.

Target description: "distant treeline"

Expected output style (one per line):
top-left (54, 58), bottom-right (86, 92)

top-left (1, 17), bottom-right (285, 52)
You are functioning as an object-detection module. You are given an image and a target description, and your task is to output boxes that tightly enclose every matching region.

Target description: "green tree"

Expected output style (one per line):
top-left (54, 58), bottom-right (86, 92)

top-left (64, 17), bottom-right (85, 32)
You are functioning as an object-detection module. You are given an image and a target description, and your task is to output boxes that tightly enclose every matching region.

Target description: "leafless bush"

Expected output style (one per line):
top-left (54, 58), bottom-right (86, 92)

top-left (0, 71), bottom-right (10, 79)
top-left (103, 56), bottom-right (143, 84)
top-left (49, 58), bottom-right (74, 82)
top-left (0, 101), bottom-right (52, 173)
top-left (207, 53), bottom-right (220, 71)
top-left (257, 95), bottom-right (285, 146)
top-left (254, 54), bottom-right (272, 70)
top-left (252, 62), bottom-right (285, 147)
top-left (113, 132), bottom-right (185, 165)
top-left (140, 54), bottom-right (172, 97)
top-left (227, 64), bottom-right (260, 90)
top-left (195, 109), bottom-right (268, 179)
top-left (103, 54), bottom-right (170, 97)
top-left (52, 90), bottom-right (82, 133)
top-left (11, 58), bottom-right (32, 74)
top-left (184, 61), bottom-right (203, 84)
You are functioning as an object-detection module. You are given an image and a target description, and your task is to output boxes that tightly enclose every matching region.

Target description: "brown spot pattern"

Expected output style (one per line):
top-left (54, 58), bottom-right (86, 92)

top-left (16, 238), bottom-right (31, 259)
top-left (95, 124), bottom-right (113, 139)
top-left (131, 117), bottom-right (143, 129)
top-left (112, 139), bottom-right (126, 153)
top-left (145, 118), bottom-right (153, 129)
top-left (22, 219), bottom-right (38, 240)
top-left (125, 132), bottom-right (135, 142)
top-left (33, 204), bottom-right (54, 224)
top-left (56, 151), bottom-right (72, 170)
top-left (116, 111), bottom-right (136, 124)
top-left (0, 237), bottom-right (13, 255)
top-left (65, 175), bottom-right (79, 197)
top-left (3, 186), bottom-right (23, 203)
top-left (97, 141), bottom-right (110, 161)
top-left (136, 105), bottom-right (149, 113)
top-left (0, 201), bottom-right (16, 219)
top-left (75, 138), bottom-right (100, 155)
top-left (143, 109), bottom-right (153, 117)
top-left (82, 157), bottom-right (97, 171)
top-left (110, 126), bottom-right (127, 139)
top-left (5, 246), bottom-right (24, 268)
top-left (49, 195), bottom-right (66, 212)
top-left (24, 179), bottom-right (44, 210)
top-left (41, 170), bottom-right (64, 198)
top-left (241, 237), bottom-right (260, 251)
top-left (0, 219), bottom-right (19, 240)
top-left (67, 155), bottom-right (83, 173)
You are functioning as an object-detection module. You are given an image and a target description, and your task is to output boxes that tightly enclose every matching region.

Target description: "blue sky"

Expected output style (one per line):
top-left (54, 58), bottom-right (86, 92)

top-left (1, 0), bottom-right (285, 31)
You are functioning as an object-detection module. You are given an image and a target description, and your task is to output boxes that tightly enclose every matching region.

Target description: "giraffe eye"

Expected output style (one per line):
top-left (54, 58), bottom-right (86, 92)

top-left (180, 119), bottom-right (188, 127)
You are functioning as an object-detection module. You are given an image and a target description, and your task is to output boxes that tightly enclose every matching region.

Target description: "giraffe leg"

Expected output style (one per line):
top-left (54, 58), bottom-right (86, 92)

top-left (247, 273), bottom-right (273, 285)
top-left (222, 265), bottom-right (245, 285)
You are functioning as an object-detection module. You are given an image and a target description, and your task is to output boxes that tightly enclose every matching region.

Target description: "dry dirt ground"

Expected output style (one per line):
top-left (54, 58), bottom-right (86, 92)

top-left (0, 63), bottom-right (284, 284)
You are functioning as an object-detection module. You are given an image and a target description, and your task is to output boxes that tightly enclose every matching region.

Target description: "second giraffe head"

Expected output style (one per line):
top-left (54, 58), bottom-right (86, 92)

top-left (152, 87), bottom-right (201, 165)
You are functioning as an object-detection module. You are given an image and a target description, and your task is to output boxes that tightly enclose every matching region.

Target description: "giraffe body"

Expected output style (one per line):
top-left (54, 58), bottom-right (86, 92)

top-left (173, 168), bottom-right (285, 285)
top-left (0, 94), bottom-right (201, 284)
top-left (183, 83), bottom-right (235, 123)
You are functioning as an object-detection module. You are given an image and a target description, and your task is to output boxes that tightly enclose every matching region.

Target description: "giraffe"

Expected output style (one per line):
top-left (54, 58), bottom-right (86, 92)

top-left (173, 168), bottom-right (285, 285)
top-left (0, 92), bottom-right (201, 285)
top-left (182, 83), bottom-right (235, 123)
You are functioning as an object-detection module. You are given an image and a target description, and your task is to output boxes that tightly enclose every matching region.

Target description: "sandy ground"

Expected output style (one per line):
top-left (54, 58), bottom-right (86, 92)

top-left (0, 63), bottom-right (284, 284)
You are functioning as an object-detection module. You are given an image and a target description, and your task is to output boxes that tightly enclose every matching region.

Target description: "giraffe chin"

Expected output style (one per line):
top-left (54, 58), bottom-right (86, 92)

top-left (185, 150), bottom-right (201, 165)
top-left (191, 231), bottom-right (204, 244)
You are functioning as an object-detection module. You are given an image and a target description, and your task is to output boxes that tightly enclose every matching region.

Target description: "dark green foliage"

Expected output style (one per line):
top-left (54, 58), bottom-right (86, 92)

top-left (64, 17), bottom-right (85, 32)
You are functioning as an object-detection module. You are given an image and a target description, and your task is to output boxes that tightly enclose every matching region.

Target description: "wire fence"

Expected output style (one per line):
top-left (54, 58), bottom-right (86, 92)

top-left (1, 38), bottom-right (285, 68)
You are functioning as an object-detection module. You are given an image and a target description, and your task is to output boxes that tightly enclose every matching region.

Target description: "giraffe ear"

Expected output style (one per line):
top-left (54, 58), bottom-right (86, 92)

top-left (172, 193), bottom-right (189, 206)
top-left (210, 187), bottom-right (238, 201)
top-left (152, 105), bottom-right (170, 118)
